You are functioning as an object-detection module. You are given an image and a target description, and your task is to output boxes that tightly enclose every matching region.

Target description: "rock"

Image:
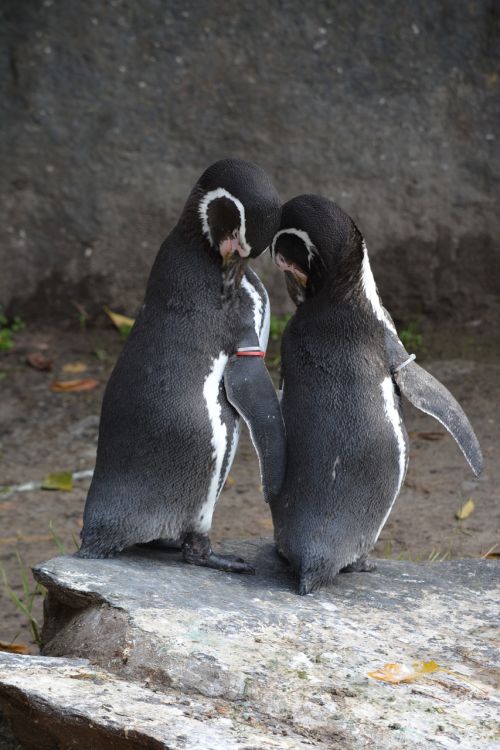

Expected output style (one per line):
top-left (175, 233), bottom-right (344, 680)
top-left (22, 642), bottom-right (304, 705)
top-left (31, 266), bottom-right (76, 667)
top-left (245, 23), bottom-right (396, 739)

top-left (1, 2), bottom-right (499, 324)
top-left (0, 653), bottom-right (315, 749)
top-left (0, 541), bottom-right (497, 749)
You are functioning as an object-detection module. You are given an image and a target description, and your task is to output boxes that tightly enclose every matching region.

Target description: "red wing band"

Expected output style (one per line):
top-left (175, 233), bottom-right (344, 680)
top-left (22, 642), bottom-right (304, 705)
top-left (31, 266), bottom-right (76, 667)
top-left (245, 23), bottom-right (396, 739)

top-left (236, 347), bottom-right (266, 357)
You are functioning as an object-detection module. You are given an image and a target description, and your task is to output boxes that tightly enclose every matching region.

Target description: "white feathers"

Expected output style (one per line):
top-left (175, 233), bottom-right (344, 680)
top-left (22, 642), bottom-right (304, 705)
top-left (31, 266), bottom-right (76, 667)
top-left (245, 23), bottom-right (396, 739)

top-left (375, 377), bottom-right (408, 541)
top-left (361, 240), bottom-right (397, 334)
top-left (271, 228), bottom-right (317, 267)
top-left (198, 352), bottom-right (229, 533)
top-left (216, 420), bottom-right (240, 502)
top-left (241, 275), bottom-right (270, 350)
top-left (198, 187), bottom-right (252, 257)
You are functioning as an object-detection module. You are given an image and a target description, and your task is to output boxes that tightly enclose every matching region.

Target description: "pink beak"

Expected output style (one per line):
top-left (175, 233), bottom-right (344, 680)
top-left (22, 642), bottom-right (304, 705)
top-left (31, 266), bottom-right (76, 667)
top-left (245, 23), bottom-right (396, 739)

top-left (220, 236), bottom-right (247, 264)
top-left (275, 253), bottom-right (308, 286)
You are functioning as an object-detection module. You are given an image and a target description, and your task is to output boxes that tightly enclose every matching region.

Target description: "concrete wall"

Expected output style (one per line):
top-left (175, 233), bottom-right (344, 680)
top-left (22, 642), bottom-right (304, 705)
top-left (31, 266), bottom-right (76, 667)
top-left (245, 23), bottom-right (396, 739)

top-left (1, 0), bottom-right (499, 324)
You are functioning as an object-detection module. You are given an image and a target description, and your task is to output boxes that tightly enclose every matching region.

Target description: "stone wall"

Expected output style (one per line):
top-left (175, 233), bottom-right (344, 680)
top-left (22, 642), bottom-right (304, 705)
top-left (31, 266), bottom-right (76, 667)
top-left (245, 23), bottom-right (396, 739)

top-left (1, 0), bottom-right (499, 323)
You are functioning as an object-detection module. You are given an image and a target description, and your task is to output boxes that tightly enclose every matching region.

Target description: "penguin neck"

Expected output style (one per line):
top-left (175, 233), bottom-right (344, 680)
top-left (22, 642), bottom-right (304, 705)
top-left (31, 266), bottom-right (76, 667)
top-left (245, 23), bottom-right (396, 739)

top-left (307, 238), bottom-right (385, 324)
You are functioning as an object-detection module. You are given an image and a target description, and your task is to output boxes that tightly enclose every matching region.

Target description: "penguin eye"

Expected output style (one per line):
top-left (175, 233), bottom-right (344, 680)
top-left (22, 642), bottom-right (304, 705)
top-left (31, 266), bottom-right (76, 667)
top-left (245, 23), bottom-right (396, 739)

top-left (206, 197), bottom-right (240, 244)
top-left (275, 235), bottom-right (309, 273)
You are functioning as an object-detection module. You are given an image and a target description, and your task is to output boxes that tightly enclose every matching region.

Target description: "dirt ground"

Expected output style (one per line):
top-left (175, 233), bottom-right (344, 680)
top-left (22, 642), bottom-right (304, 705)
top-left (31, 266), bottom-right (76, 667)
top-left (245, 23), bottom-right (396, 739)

top-left (0, 322), bottom-right (498, 653)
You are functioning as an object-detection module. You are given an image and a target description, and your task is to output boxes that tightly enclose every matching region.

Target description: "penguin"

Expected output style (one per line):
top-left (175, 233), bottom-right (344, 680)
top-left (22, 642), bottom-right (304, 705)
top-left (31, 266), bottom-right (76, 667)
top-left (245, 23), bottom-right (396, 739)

top-left (269, 194), bottom-right (483, 594)
top-left (79, 158), bottom-right (285, 573)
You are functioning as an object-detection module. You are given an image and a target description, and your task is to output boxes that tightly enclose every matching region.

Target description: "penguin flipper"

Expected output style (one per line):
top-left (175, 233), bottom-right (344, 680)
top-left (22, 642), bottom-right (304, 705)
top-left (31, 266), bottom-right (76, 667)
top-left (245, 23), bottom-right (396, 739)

top-left (224, 355), bottom-right (286, 502)
top-left (385, 331), bottom-right (483, 476)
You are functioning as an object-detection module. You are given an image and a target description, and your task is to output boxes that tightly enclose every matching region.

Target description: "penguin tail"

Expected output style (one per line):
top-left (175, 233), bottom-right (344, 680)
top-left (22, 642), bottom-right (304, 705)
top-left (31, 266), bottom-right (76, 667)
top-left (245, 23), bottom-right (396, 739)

top-left (297, 565), bottom-right (340, 596)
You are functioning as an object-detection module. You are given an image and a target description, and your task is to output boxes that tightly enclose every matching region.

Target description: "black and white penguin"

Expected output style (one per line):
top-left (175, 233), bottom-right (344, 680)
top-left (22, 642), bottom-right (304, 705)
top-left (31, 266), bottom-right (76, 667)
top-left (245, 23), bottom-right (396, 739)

top-left (79, 158), bottom-right (285, 573)
top-left (269, 194), bottom-right (483, 594)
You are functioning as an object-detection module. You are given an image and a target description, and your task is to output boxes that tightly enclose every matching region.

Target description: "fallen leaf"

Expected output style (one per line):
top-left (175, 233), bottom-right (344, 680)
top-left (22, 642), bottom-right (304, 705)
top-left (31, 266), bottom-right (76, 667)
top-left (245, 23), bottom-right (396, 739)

top-left (62, 361), bottom-right (87, 374)
top-left (104, 306), bottom-right (135, 330)
top-left (456, 498), bottom-right (475, 521)
top-left (0, 641), bottom-right (30, 655)
top-left (26, 352), bottom-right (52, 371)
top-left (260, 517), bottom-right (274, 530)
top-left (368, 660), bottom-right (439, 684)
top-left (51, 378), bottom-right (99, 392)
top-left (41, 472), bottom-right (73, 492)
top-left (224, 475), bottom-right (236, 488)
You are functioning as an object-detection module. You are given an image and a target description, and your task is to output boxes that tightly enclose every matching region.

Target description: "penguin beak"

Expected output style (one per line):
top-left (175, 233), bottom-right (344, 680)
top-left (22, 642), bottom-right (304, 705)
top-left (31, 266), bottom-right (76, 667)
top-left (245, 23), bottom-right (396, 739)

top-left (275, 253), bottom-right (308, 287)
top-left (220, 236), bottom-right (248, 268)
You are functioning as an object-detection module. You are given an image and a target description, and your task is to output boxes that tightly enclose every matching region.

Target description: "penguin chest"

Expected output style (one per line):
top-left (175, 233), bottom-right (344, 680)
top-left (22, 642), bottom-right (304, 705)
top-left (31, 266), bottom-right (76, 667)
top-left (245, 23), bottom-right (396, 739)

top-left (372, 376), bottom-right (409, 541)
top-left (197, 352), bottom-right (240, 533)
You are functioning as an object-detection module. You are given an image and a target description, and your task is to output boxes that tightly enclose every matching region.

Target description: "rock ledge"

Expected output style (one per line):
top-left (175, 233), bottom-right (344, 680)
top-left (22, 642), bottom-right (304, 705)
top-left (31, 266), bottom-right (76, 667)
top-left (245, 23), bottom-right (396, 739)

top-left (0, 541), bottom-right (498, 749)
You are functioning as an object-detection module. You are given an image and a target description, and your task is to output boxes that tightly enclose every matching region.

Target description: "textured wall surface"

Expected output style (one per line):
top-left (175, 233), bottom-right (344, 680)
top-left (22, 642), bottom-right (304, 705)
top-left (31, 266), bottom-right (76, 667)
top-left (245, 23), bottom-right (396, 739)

top-left (1, 0), bottom-right (499, 322)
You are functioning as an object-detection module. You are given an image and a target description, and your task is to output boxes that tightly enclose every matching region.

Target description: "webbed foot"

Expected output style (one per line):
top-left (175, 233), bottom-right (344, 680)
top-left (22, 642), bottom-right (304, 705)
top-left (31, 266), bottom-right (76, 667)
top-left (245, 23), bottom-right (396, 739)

top-left (341, 554), bottom-right (377, 573)
top-left (182, 532), bottom-right (255, 574)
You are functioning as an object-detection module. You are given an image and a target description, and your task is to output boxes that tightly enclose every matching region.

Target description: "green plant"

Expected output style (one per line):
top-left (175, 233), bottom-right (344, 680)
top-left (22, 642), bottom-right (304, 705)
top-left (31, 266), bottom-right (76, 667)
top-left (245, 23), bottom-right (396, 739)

top-left (93, 347), bottom-right (107, 362)
top-left (0, 312), bottom-right (25, 352)
top-left (118, 322), bottom-right (133, 340)
top-left (399, 319), bottom-right (423, 352)
top-left (270, 313), bottom-right (292, 342)
top-left (48, 520), bottom-right (66, 554)
top-left (0, 552), bottom-right (46, 646)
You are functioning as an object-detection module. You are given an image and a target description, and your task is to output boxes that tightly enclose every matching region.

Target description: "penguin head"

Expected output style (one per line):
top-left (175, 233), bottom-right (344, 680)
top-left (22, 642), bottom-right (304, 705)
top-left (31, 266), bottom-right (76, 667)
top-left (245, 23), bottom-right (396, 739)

top-left (270, 194), bottom-right (363, 305)
top-left (195, 158), bottom-right (281, 273)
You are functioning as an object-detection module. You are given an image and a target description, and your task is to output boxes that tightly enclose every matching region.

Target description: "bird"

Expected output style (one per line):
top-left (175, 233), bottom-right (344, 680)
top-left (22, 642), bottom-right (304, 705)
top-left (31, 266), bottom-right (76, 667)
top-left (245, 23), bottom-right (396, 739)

top-left (79, 158), bottom-right (286, 574)
top-left (269, 194), bottom-right (482, 594)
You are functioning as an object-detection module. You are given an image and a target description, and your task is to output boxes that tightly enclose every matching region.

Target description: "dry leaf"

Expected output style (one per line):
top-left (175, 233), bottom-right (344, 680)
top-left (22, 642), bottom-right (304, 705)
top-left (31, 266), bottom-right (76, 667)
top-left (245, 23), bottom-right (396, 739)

top-left (456, 499), bottom-right (475, 521)
top-left (41, 471), bottom-right (73, 491)
top-left (51, 378), bottom-right (99, 392)
top-left (104, 306), bottom-right (135, 330)
top-left (26, 352), bottom-right (52, 371)
top-left (0, 641), bottom-right (30, 654)
top-left (62, 361), bottom-right (87, 374)
top-left (368, 660), bottom-right (439, 684)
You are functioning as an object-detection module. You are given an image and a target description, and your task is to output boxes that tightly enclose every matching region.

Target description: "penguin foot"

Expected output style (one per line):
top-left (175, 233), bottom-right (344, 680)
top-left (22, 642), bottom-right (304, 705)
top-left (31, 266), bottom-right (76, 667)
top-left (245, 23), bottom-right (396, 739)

top-left (182, 532), bottom-right (255, 574)
top-left (340, 555), bottom-right (377, 573)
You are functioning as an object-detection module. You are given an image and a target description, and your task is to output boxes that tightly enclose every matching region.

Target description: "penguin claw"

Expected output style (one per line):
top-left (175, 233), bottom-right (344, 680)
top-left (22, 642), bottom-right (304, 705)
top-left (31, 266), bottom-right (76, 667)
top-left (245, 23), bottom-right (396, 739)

top-left (341, 555), bottom-right (377, 573)
top-left (184, 551), bottom-right (255, 574)
top-left (182, 532), bottom-right (255, 574)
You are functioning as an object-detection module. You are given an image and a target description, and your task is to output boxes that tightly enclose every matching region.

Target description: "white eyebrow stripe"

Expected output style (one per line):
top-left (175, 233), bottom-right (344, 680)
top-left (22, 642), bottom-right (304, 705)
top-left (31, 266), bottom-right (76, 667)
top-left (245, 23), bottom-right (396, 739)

top-left (198, 187), bottom-right (251, 257)
top-left (271, 228), bottom-right (317, 266)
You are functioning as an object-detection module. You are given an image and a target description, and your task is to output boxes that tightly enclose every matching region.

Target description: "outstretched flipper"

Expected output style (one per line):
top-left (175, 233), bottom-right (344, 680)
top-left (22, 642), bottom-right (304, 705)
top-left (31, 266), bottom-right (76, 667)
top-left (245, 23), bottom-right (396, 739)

top-left (384, 329), bottom-right (483, 476)
top-left (224, 337), bottom-right (286, 502)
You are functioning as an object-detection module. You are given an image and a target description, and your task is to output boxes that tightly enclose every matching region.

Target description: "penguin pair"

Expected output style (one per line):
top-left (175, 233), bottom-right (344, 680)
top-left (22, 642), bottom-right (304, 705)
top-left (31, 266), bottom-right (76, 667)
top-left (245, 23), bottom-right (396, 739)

top-left (269, 194), bottom-right (483, 595)
top-left (79, 158), bottom-right (285, 573)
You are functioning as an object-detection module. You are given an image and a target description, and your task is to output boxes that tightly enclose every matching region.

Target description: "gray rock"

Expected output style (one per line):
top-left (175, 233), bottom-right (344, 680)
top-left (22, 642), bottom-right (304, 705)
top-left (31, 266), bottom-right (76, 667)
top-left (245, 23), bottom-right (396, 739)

top-left (0, 652), bottom-right (318, 749)
top-left (1, 541), bottom-right (496, 748)
top-left (1, 1), bottom-right (499, 323)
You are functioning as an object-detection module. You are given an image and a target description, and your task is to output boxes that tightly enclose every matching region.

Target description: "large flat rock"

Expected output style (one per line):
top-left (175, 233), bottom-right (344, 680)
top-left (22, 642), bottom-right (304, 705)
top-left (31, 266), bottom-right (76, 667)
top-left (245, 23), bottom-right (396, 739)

top-left (0, 541), bottom-right (498, 748)
top-left (0, 652), bottom-right (316, 749)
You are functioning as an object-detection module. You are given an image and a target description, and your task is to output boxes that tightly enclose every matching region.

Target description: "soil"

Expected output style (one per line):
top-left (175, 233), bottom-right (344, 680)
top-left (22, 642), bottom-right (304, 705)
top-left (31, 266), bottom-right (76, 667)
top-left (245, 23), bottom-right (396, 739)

top-left (0, 322), bottom-right (498, 656)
